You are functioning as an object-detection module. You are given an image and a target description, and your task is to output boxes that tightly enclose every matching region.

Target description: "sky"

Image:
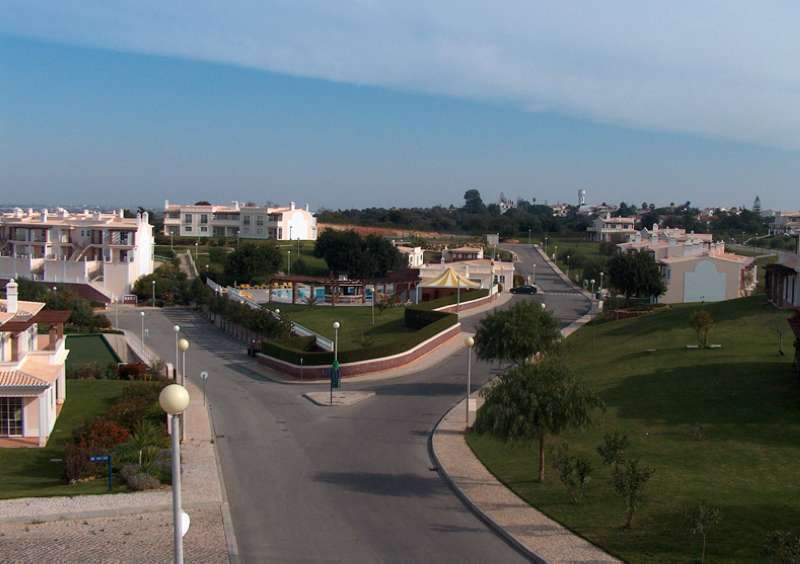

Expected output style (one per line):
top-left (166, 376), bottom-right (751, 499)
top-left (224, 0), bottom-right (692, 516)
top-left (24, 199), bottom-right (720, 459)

top-left (1, 1), bottom-right (798, 211)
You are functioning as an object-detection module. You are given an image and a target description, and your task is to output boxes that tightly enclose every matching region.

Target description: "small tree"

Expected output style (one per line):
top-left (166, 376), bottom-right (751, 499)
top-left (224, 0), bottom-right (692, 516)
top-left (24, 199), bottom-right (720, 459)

top-left (474, 300), bottom-right (562, 366)
top-left (683, 501), bottom-right (721, 564)
top-left (613, 458), bottom-right (655, 528)
top-left (690, 310), bottom-right (714, 348)
top-left (551, 443), bottom-right (593, 502)
top-left (474, 360), bottom-right (603, 482)
top-left (597, 431), bottom-right (629, 469)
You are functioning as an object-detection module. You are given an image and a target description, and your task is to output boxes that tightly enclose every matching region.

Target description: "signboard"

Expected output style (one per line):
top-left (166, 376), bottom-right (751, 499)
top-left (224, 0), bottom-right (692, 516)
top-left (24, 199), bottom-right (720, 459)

top-left (89, 455), bottom-right (110, 463)
top-left (329, 360), bottom-right (341, 390)
top-left (122, 294), bottom-right (138, 305)
top-left (486, 233), bottom-right (500, 246)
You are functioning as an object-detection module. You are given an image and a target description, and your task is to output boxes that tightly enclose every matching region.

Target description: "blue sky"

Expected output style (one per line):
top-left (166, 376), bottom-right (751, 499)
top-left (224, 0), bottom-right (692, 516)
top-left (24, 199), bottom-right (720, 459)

top-left (1, 2), bottom-right (798, 210)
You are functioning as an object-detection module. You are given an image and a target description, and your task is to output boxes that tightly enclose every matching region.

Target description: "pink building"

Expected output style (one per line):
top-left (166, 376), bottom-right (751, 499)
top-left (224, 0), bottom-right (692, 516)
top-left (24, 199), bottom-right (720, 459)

top-left (618, 226), bottom-right (757, 304)
top-left (1, 280), bottom-right (70, 447)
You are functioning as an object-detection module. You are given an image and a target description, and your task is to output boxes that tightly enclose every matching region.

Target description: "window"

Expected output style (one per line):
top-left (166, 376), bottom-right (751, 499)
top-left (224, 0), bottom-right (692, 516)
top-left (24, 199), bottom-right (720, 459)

top-left (243, 215), bottom-right (251, 226)
top-left (184, 214), bottom-right (193, 224)
top-left (184, 226), bottom-right (193, 232)
top-left (200, 214), bottom-right (208, 224)
top-left (256, 216), bottom-right (264, 226)
top-left (200, 226), bottom-right (208, 233)
top-left (0, 397), bottom-right (23, 436)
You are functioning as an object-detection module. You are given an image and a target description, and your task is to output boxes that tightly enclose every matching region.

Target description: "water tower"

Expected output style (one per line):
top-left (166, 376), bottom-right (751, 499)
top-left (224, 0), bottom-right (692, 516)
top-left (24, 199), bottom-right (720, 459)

top-left (578, 189), bottom-right (587, 206)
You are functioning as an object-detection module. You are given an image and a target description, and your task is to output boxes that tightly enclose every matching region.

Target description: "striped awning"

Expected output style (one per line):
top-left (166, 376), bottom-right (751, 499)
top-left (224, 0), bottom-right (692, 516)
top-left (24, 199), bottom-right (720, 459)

top-left (0, 370), bottom-right (49, 388)
top-left (421, 267), bottom-right (481, 289)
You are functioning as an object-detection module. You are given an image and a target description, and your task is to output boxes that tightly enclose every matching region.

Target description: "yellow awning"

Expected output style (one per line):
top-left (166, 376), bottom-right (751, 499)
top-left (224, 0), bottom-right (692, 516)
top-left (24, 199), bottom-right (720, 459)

top-left (421, 267), bottom-right (481, 289)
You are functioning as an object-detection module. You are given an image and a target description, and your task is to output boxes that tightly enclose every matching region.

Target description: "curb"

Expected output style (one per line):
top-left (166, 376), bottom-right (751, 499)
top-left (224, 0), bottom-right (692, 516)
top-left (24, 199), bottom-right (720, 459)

top-left (427, 399), bottom-right (544, 564)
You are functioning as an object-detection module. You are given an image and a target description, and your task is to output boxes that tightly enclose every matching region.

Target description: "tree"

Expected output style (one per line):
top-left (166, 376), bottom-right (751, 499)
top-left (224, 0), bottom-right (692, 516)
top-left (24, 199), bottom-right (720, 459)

top-left (474, 300), bottom-right (561, 366)
top-left (474, 360), bottom-right (604, 482)
top-left (551, 443), bottom-right (593, 502)
top-left (463, 189), bottom-right (486, 214)
top-left (612, 458), bottom-right (655, 528)
top-left (597, 431), bottom-right (629, 469)
top-left (225, 243), bottom-right (281, 282)
top-left (608, 250), bottom-right (666, 302)
top-left (753, 195), bottom-right (762, 216)
top-left (690, 309), bottom-right (714, 348)
top-left (683, 501), bottom-right (721, 564)
top-left (314, 230), bottom-right (401, 278)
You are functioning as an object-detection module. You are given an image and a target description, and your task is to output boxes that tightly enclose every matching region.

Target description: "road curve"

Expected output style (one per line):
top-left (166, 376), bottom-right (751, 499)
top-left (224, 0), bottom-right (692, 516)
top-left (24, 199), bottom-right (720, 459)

top-left (117, 245), bottom-right (589, 563)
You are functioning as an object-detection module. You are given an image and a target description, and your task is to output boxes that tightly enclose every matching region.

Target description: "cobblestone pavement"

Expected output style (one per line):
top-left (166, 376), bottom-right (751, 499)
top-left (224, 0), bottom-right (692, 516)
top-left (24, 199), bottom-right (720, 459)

top-left (0, 506), bottom-right (227, 563)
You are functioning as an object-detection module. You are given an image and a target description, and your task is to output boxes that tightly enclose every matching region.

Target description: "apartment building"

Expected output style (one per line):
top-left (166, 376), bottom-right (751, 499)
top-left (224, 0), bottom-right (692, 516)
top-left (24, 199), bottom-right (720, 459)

top-left (765, 238), bottom-right (800, 309)
top-left (163, 200), bottom-right (317, 241)
top-left (769, 211), bottom-right (800, 236)
top-left (0, 209), bottom-right (154, 301)
top-left (587, 213), bottom-right (637, 241)
top-left (443, 245), bottom-right (484, 262)
top-left (618, 226), bottom-right (757, 303)
top-left (1, 280), bottom-right (70, 447)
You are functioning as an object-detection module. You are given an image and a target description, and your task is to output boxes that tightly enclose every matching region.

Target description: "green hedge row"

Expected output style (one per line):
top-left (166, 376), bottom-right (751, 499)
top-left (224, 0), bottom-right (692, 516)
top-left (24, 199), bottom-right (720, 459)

top-left (260, 311), bottom-right (459, 366)
top-left (412, 288), bottom-right (489, 311)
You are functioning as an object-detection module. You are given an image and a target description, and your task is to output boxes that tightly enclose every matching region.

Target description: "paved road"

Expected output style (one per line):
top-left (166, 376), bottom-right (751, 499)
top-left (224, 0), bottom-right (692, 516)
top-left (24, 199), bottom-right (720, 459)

top-left (117, 245), bottom-right (589, 563)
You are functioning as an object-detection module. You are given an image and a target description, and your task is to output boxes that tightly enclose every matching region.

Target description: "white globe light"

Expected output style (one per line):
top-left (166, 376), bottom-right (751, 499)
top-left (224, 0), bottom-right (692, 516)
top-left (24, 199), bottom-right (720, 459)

top-left (140, 311), bottom-right (145, 317)
top-left (333, 321), bottom-right (340, 329)
top-left (159, 384), bottom-right (190, 415)
top-left (464, 336), bottom-right (475, 348)
top-left (174, 325), bottom-right (180, 333)
top-left (178, 338), bottom-right (190, 352)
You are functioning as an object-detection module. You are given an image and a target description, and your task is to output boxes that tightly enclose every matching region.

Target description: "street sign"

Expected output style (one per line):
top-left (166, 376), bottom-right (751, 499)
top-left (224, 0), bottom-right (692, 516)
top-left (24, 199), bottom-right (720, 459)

top-left (200, 371), bottom-right (209, 405)
top-left (89, 454), bottom-right (112, 491)
top-left (200, 371), bottom-right (208, 381)
top-left (330, 360), bottom-right (341, 390)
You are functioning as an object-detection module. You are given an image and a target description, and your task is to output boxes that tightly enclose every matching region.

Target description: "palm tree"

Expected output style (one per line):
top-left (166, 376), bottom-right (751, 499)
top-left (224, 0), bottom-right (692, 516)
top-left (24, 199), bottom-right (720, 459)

top-left (474, 360), bottom-right (604, 481)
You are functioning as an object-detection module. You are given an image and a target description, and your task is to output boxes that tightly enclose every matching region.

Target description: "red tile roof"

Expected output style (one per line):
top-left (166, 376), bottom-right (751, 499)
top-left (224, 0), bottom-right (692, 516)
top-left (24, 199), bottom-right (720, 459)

top-left (0, 370), bottom-right (49, 388)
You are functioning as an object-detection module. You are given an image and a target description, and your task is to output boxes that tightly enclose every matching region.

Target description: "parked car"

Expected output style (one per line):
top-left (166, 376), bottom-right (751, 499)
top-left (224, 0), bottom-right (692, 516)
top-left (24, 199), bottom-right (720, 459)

top-left (511, 284), bottom-right (538, 295)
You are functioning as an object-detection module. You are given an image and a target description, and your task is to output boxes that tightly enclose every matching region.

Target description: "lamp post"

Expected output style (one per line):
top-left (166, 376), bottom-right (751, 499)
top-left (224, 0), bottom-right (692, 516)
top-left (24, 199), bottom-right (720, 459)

top-left (332, 321), bottom-right (340, 363)
top-left (371, 286), bottom-right (375, 326)
top-left (159, 384), bottom-right (191, 564)
top-left (528, 228), bottom-right (532, 245)
top-left (152, 279), bottom-right (156, 307)
top-left (179, 338), bottom-right (190, 386)
top-left (590, 279), bottom-right (596, 295)
top-left (236, 229), bottom-right (240, 250)
top-left (532, 262), bottom-right (537, 284)
top-left (553, 245), bottom-right (558, 262)
top-left (566, 255), bottom-right (570, 277)
top-left (464, 336), bottom-right (475, 427)
top-left (140, 311), bottom-right (145, 350)
top-left (173, 325), bottom-right (180, 380)
top-left (600, 271), bottom-right (605, 293)
top-left (194, 241), bottom-right (199, 262)
top-left (287, 250), bottom-right (292, 275)
top-left (113, 295), bottom-right (119, 328)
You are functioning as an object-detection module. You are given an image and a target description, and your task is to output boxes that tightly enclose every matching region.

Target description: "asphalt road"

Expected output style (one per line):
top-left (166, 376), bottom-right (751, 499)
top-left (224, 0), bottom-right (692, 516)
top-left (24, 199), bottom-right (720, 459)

top-left (117, 245), bottom-right (590, 563)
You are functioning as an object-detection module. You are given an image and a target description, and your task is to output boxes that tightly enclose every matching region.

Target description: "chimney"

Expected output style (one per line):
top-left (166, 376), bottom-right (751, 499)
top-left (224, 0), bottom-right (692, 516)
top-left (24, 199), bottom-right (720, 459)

top-left (290, 201), bottom-right (295, 211)
top-left (305, 203), bottom-right (309, 212)
top-left (6, 279), bottom-right (18, 315)
top-left (119, 208), bottom-right (125, 218)
top-left (41, 209), bottom-right (48, 222)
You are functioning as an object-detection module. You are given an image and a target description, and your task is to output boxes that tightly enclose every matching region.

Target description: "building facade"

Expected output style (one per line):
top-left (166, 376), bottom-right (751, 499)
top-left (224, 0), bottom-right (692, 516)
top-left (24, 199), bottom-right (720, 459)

top-left (443, 246), bottom-right (484, 262)
top-left (0, 208), bottom-right (154, 301)
top-left (765, 243), bottom-right (800, 309)
top-left (1, 280), bottom-right (70, 447)
top-left (163, 200), bottom-right (317, 241)
top-left (618, 226), bottom-right (757, 304)
top-left (587, 213), bottom-right (637, 241)
top-left (418, 258), bottom-right (514, 292)
top-left (395, 245), bottom-right (424, 268)
top-left (769, 211), bottom-right (800, 236)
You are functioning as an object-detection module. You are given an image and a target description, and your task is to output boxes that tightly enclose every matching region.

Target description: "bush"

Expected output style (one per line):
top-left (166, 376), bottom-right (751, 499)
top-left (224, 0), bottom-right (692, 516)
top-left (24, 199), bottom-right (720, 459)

top-left (120, 464), bottom-right (162, 491)
top-left (404, 307), bottom-right (452, 330)
top-left (79, 419), bottom-right (131, 452)
top-left (117, 362), bottom-right (148, 381)
top-left (66, 362), bottom-right (117, 380)
top-left (64, 443), bottom-right (96, 483)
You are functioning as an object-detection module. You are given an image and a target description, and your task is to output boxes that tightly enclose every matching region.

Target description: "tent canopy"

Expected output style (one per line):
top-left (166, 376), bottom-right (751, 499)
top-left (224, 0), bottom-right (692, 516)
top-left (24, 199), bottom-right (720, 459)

top-left (421, 267), bottom-right (481, 289)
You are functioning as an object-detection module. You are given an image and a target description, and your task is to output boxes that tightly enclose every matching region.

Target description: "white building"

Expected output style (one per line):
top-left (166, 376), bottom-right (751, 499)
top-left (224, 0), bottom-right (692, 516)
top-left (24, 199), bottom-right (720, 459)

top-left (770, 211), bottom-right (800, 236)
top-left (418, 259), bottom-right (514, 292)
top-left (395, 245), bottom-right (424, 269)
top-left (163, 201), bottom-right (317, 241)
top-left (0, 208), bottom-right (154, 301)
top-left (587, 213), bottom-right (637, 241)
top-left (1, 280), bottom-right (70, 446)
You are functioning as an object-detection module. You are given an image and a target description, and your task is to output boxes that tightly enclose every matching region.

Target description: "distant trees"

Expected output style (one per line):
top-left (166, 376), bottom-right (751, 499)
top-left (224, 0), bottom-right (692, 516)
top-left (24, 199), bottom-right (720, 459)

top-left (474, 359), bottom-right (604, 482)
top-left (608, 250), bottom-right (666, 302)
top-left (474, 300), bottom-right (561, 366)
top-left (463, 189), bottom-right (487, 214)
top-left (314, 229), bottom-right (402, 278)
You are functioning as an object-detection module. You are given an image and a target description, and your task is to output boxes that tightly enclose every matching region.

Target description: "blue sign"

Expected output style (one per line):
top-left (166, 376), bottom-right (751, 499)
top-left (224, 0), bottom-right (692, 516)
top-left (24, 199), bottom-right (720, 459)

top-left (90, 455), bottom-right (110, 463)
top-left (329, 360), bottom-right (341, 390)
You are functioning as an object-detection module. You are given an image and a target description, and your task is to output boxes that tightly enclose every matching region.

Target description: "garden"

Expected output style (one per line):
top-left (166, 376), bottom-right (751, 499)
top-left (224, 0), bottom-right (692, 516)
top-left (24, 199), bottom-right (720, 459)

top-left (467, 296), bottom-right (799, 562)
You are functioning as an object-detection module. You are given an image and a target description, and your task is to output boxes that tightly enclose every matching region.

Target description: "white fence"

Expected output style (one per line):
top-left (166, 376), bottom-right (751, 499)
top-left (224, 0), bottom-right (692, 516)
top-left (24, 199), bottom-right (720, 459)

top-left (207, 278), bottom-right (334, 352)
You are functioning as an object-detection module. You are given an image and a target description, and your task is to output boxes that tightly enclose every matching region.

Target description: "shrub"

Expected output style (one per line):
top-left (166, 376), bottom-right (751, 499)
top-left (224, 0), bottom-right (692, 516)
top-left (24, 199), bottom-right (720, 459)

top-left (64, 443), bottom-right (96, 483)
top-left (79, 419), bottom-right (131, 452)
top-left (551, 443), bottom-right (593, 502)
top-left (117, 362), bottom-right (148, 380)
top-left (690, 309), bottom-right (714, 348)
top-left (613, 458), bottom-right (656, 528)
top-left (120, 464), bottom-right (162, 491)
top-left (764, 530), bottom-right (800, 562)
top-left (67, 362), bottom-right (117, 380)
top-left (597, 431), bottom-right (629, 468)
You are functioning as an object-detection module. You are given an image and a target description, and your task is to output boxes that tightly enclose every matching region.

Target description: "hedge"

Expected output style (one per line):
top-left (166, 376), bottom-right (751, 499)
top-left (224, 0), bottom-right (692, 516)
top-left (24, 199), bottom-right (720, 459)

top-left (412, 288), bottom-right (489, 311)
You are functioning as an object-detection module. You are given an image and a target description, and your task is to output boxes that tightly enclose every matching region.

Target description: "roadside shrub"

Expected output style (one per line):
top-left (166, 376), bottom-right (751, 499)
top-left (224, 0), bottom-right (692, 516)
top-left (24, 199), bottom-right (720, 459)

top-left (598, 241), bottom-right (619, 256)
top-left (120, 464), bottom-right (162, 491)
top-left (64, 443), bottom-right (96, 483)
top-left (106, 383), bottom-right (166, 429)
top-left (117, 362), bottom-right (148, 381)
top-left (66, 362), bottom-right (117, 380)
top-left (551, 443), bottom-right (593, 502)
top-left (79, 419), bottom-right (131, 452)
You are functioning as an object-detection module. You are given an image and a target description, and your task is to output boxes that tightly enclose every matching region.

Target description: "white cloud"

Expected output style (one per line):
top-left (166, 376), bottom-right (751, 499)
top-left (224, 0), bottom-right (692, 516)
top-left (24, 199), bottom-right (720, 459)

top-left (3, 0), bottom-right (799, 149)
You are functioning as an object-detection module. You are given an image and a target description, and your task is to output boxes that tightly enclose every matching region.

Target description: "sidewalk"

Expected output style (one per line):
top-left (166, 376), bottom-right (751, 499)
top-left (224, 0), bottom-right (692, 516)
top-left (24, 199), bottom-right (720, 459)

top-left (0, 368), bottom-right (234, 563)
top-left (430, 296), bottom-right (609, 562)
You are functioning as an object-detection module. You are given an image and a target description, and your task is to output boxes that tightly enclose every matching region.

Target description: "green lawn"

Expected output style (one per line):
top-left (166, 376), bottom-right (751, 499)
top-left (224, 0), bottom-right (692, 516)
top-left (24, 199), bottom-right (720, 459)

top-left (265, 303), bottom-right (412, 350)
top-left (65, 334), bottom-right (120, 371)
top-left (468, 295), bottom-right (798, 563)
top-left (0, 380), bottom-right (130, 499)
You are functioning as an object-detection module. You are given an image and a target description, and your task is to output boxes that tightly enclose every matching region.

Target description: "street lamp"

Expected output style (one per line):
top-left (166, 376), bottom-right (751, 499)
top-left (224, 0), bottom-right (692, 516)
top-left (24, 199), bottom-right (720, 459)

top-left (532, 262), bottom-right (537, 284)
top-left (140, 311), bottom-right (145, 349)
top-left (287, 250), bottom-right (292, 275)
top-left (194, 241), bottom-right (199, 262)
top-left (464, 336), bottom-right (475, 428)
top-left (173, 325), bottom-right (180, 380)
top-left (528, 228), bottom-right (532, 245)
top-left (332, 321), bottom-right (340, 363)
top-left (159, 384), bottom-right (191, 564)
top-left (599, 271), bottom-right (605, 292)
top-left (178, 338), bottom-right (190, 385)
top-left (152, 279), bottom-right (156, 307)
top-left (566, 255), bottom-right (570, 277)
top-left (590, 279), bottom-right (596, 294)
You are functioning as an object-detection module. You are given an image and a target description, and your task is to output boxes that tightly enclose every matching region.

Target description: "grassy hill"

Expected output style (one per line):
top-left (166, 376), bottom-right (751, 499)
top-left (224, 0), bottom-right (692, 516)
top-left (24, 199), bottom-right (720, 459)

top-left (468, 295), bottom-right (798, 562)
